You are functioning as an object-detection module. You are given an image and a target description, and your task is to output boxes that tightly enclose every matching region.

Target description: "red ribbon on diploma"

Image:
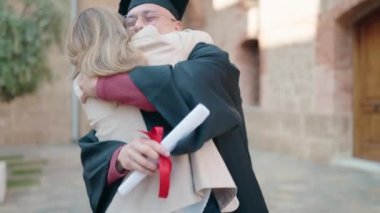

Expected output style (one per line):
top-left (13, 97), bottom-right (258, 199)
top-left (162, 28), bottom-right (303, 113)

top-left (142, 126), bottom-right (172, 198)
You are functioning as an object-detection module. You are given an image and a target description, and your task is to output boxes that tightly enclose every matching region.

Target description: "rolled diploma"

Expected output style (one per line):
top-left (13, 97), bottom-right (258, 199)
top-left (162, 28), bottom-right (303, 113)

top-left (118, 104), bottom-right (210, 196)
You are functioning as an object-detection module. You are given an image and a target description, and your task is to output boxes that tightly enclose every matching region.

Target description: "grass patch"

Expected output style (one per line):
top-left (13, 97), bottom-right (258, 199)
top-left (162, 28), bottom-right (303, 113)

top-left (0, 155), bottom-right (23, 161)
top-left (11, 167), bottom-right (42, 176)
top-left (0, 154), bottom-right (47, 189)
top-left (6, 159), bottom-right (48, 168)
top-left (7, 179), bottom-right (40, 188)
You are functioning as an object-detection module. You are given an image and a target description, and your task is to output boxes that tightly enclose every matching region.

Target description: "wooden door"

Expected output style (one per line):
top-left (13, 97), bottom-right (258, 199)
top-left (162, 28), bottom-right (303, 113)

top-left (354, 9), bottom-right (380, 161)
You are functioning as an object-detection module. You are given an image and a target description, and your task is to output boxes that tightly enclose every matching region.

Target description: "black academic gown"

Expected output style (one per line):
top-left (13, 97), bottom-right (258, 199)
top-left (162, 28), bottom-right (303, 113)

top-left (79, 43), bottom-right (268, 213)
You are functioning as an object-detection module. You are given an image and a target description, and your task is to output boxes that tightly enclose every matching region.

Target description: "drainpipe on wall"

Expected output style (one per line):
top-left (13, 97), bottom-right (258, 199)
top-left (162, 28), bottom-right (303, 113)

top-left (71, 0), bottom-right (80, 144)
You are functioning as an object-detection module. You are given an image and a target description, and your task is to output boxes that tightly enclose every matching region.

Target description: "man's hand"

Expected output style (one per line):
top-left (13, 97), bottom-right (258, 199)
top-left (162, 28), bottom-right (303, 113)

top-left (77, 74), bottom-right (98, 103)
top-left (117, 138), bottom-right (170, 175)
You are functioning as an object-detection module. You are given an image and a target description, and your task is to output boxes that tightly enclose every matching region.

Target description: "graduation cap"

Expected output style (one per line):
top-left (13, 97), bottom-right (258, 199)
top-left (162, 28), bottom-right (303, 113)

top-left (118, 0), bottom-right (189, 20)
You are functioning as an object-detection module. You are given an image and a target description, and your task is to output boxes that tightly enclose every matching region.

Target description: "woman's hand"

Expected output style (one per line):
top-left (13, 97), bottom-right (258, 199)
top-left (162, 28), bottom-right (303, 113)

top-left (117, 138), bottom-right (170, 175)
top-left (77, 74), bottom-right (98, 103)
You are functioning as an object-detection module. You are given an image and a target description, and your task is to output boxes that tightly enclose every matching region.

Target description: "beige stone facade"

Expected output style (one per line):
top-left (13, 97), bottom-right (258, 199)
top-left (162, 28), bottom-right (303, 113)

top-left (243, 0), bottom-right (380, 162)
top-left (1, 0), bottom-right (379, 163)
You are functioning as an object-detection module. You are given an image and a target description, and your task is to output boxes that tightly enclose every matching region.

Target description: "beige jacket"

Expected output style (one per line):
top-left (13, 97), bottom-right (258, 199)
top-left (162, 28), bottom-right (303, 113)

top-left (75, 26), bottom-right (238, 213)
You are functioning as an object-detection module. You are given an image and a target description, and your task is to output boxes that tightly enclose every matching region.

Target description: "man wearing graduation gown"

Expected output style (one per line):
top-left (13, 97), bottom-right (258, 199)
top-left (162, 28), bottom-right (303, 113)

top-left (78, 0), bottom-right (268, 212)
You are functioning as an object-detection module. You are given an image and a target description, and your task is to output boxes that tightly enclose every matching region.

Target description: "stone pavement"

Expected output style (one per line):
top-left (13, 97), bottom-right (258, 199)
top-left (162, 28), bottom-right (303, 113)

top-left (0, 144), bottom-right (379, 213)
top-left (251, 149), bottom-right (380, 213)
top-left (0, 145), bottom-right (90, 213)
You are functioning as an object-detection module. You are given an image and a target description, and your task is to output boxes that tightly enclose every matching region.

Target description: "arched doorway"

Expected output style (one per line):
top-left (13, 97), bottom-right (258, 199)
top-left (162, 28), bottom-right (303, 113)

top-left (354, 7), bottom-right (380, 161)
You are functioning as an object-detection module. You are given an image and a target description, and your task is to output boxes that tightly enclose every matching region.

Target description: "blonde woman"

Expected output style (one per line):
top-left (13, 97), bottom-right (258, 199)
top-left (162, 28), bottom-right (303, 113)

top-left (66, 7), bottom-right (238, 213)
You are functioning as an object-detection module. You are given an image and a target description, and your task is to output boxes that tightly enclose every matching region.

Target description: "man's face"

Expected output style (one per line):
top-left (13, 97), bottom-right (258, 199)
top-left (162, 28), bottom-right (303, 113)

top-left (124, 3), bottom-right (182, 36)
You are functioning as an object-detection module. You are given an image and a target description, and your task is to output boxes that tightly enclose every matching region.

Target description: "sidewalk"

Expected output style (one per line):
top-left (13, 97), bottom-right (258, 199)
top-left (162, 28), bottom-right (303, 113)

top-left (0, 144), bottom-right (90, 213)
top-left (0, 144), bottom-right (379, 213)
top-left (251, 149), bottom-right (380, 213)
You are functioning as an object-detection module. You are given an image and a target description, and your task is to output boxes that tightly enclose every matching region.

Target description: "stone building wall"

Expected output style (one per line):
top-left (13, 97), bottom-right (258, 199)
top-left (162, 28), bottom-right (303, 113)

top-left (0, 0), bottom-right (120, 145)
top-left (247, 0), bottom-right (380, 162)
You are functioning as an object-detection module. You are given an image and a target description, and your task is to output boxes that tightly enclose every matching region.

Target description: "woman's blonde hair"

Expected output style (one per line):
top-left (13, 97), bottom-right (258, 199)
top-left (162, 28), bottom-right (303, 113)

top-left (65, 7), bottom-right (146, 77)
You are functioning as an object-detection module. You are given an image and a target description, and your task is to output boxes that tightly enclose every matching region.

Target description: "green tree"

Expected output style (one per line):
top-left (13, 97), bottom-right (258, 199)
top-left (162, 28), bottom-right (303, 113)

top-left (0, 0), bottom-right (62, 102)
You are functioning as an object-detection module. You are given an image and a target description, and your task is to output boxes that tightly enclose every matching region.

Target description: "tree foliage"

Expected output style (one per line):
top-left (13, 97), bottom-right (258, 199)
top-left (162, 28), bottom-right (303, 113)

top-left (0, 0), bottom-right (62, 102)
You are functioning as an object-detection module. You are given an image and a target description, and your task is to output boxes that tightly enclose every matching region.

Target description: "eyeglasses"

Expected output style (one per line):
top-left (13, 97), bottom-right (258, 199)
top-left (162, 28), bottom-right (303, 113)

top-left (123, 11), bottom-right (176, 29)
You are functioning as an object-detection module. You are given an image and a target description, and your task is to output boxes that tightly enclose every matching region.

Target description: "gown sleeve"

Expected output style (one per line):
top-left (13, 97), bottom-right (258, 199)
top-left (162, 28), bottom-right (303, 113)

top-left (79, 130), bottom-right (125, 213)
